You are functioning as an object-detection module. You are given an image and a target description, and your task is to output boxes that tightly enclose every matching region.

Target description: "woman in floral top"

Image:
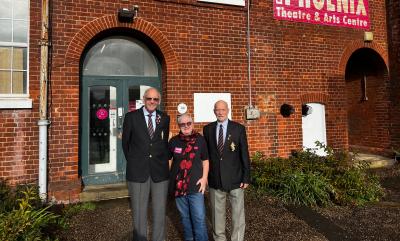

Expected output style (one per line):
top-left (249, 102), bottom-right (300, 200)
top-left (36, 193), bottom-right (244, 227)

top-left (169, 113), bottom-right (209, 241)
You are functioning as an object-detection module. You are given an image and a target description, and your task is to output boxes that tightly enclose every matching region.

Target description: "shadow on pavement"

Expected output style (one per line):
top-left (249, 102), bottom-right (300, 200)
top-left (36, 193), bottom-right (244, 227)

top-left (286, 205), bottom-right (359, 241)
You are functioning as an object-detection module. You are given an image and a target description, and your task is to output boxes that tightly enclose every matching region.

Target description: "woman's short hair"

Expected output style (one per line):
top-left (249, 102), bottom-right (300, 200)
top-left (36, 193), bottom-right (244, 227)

top-left (177, 113), bottom-right (193, 124)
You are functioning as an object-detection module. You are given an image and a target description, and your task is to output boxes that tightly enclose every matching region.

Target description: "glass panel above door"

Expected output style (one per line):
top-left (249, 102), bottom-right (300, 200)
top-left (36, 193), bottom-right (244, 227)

top-left (82, 36), bottom-right (159, 77)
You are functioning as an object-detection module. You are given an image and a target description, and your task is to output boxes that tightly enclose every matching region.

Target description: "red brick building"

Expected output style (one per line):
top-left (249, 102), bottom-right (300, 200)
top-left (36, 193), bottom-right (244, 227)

top-left (0, 0), bottom-right (396, 202)
top-left (386, 0), bottom-right (400, 155)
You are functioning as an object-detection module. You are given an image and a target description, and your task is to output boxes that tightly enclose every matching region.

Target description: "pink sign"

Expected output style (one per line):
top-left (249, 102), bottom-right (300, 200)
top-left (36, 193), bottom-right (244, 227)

top-left (273, 0), bottom-right (370, 30)
top-left (96, 108), bottom-right (108, 120)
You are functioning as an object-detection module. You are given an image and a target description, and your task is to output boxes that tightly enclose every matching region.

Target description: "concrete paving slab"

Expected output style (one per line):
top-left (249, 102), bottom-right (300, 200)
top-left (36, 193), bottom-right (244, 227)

top-left (80, 182), bottom-right (129, 202)
top-left (354, 153), bottom-right (396, 168)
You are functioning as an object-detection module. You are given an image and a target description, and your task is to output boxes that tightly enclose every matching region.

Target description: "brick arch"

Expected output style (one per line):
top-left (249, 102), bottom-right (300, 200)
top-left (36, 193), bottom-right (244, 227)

top-left (338, 40), bottom-right (388, 75)
top-left (300, 93), bottom-right (329, 104)
top-left (65, 15), bottom-right (178, 71)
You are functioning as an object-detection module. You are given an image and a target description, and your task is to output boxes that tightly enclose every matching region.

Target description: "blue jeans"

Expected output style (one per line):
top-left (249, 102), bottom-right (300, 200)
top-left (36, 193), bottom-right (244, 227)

top-left (175, 193), bottom-right (208, 241)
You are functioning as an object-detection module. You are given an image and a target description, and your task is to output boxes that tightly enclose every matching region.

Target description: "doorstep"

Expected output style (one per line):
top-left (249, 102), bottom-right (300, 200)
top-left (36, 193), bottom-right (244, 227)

top-left (355, 153), bottom-right (396, 168)
top-left (80, 182), bottom-right (129, 202)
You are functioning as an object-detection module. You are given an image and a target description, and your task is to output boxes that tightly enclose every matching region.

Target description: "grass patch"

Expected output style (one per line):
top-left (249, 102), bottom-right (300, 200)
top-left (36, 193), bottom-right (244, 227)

top-left (63, 202), bottom-right (96, 219)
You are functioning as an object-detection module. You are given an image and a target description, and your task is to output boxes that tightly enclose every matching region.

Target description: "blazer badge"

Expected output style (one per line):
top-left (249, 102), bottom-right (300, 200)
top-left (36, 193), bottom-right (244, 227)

top-left (230, 142), bottom-right (236, 152)
top-left (156, 114), bottom-right (161, 125)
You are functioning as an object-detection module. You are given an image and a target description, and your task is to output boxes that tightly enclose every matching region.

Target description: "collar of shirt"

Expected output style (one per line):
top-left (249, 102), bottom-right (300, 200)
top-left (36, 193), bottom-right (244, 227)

top-left (217, 119), bottom-right (228, 129)
top-left (216, 119), bottom-right (229, 142)
top-left (143, 107), bottom-right (156, 127)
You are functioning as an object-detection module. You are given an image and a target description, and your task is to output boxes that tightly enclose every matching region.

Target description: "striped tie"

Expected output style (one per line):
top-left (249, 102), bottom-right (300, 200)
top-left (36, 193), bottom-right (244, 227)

top-left (217, 124), bottom-right (224, 155)
top-left (147, 114), bottom-right (154, 139)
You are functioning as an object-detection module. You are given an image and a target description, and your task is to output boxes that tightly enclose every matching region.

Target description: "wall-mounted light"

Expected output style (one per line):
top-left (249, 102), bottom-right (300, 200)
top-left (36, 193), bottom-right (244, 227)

top-left (364, 32), bottom-right (373, 42)
top-left (280, 104), bottom-right (295, 117)
top-left (118, 5), bottom-right (139, 23)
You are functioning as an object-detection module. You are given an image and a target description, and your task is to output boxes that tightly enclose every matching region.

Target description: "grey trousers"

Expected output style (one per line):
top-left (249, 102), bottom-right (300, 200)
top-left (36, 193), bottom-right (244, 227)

top-left (128, 178), bottom-right (169, 241)
top-left (209, 188), bottom-right (246, 241)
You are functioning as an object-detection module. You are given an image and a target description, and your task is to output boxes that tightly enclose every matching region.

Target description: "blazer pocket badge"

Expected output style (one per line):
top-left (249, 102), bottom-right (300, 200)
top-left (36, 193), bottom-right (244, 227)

top-left (230, 142), bottom-right (236, 151)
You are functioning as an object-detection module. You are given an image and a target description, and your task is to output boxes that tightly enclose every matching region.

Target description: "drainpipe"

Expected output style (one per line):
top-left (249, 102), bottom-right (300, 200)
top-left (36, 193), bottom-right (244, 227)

top-left (246, 0), bottom-right (252, 107)
top-left (244, 0), bottom-right (260, 120)
top-left (38, 0), bottom-right (50, 201)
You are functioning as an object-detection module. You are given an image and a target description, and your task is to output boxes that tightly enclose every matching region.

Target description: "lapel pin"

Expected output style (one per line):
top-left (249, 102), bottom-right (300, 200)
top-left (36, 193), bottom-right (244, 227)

top-left (156, 114), bottom-right (161, 125)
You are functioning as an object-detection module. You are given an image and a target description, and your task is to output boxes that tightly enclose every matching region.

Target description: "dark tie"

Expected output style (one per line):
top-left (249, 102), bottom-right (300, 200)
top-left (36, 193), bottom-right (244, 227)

top-left (147, 114), bottom-right (154, 139)
top-left (217, 124), bottom-right (224, 155)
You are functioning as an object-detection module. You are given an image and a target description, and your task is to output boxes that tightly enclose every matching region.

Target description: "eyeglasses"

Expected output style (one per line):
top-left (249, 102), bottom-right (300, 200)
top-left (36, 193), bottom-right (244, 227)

top-left (145, 97), bottom-right (160, 102)
top-left (178, 122), bottom-right (192, 128)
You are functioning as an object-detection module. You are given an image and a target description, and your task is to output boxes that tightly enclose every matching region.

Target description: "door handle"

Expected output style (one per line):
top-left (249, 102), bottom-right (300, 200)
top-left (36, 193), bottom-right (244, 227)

top-left (118, 107), bottom-right (124, 129)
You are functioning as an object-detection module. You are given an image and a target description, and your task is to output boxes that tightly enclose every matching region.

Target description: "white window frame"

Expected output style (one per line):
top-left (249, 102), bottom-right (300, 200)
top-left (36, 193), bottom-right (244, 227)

top-left (0, 0), bottom-right (32, 109)
top-left (198, 0), bottom-right (245, 7)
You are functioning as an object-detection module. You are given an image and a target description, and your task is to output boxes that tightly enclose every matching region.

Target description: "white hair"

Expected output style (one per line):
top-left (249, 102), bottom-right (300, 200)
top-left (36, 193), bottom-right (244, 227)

top-left (177, 113), bottom-right (193, 124)
top-left (143, 87), bottom-right (161, 101)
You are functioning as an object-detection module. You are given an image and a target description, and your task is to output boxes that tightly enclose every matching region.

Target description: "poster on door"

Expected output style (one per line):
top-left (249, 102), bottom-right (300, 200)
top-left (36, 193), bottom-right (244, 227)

top-left (273, 0), bottom-right (370, 30)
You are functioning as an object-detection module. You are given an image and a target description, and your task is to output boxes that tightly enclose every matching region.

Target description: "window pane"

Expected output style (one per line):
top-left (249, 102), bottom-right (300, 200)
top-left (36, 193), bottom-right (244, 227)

top-left (0, 0), bottom-right (12, 18)
top-left (12, 71), bottom-right (26, 94)
top-left (13, 0), bottom-right (28, 20)
top-left (13, 20), bottom-right (28, 43)
top-left (0, 71), bottom-right (11, 94)
top-left (0, 47), bottom-right (11, 69)
top-left (0, 19), bottom-right (12, 42)
top-left (12, 47), bottom-right (26, 70)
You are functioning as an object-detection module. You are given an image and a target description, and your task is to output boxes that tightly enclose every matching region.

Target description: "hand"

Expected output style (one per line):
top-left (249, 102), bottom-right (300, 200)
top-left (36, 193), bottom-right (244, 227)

top-left (197, 177), bottom-right (208, 194)
top-left (240, 183), bottom-right (249, 189)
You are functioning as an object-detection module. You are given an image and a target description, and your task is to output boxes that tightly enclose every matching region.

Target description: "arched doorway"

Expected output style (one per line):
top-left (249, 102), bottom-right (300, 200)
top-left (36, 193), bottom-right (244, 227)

top-left (345, 48), bottom-right (390, 155)
top-left (80, 36), bottom-right (162, 185)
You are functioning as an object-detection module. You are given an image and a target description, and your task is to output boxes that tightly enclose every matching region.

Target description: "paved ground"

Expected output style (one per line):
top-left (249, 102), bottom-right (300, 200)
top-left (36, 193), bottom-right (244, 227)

top-left (59, 164), bottom-right (400, 241)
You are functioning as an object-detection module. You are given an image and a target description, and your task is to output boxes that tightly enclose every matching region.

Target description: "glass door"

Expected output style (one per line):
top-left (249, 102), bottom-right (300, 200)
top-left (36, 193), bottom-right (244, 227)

top-left (80, 36), bottom-right (161, 185)
top-left (81, 77), bottom-right (161, 185)
top-left (81, 78), bottom-right (124, 185)
top-left (88, 85), bottom-right (117, 173)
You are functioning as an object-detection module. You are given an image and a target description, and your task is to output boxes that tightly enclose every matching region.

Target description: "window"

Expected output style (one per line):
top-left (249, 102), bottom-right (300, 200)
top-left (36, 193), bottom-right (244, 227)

top-left (83, 36), bottom-right (159, 77)
top-left (0, 0), bottom-right (31, 108)
top-left (198, 0), bottom-right (245, 6)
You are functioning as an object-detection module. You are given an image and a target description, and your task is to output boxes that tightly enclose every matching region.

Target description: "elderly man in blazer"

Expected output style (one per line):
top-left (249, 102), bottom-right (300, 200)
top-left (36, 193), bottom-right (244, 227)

top-left (122, 87), bottom-right (170, 241)
top-left (203, 100), bottom-right (251, 241)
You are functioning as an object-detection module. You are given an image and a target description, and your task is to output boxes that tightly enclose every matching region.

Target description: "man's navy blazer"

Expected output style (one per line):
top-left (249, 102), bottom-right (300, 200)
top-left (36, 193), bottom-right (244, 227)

top-left (122, 107), bottom-right (170, 183)
top-left (203, 120), bottom-right (251, 191)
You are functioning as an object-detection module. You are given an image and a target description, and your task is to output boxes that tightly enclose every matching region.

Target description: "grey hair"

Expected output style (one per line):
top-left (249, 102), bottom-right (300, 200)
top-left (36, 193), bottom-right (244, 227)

top-left (214, 100), bottom-right (229, 110)
top-left (177, 113), bottom-right (193, 124)
top-left (143, 87), bottom-right (161, 101)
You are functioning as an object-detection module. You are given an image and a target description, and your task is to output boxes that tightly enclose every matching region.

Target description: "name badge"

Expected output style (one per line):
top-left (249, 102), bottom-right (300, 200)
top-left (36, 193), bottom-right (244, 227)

top-left (174, 147), bottom-right (182, 154)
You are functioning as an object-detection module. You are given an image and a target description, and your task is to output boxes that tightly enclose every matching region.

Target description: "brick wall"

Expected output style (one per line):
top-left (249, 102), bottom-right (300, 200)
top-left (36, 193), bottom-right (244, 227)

top-left (0, 0), bottom-right (391, 201)
top-left (347, 73), bottom-right (391, 154)
top-left (387, 0), bottom-right (400, 152)
top-left (0, 1), bottom-right (41, 185)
